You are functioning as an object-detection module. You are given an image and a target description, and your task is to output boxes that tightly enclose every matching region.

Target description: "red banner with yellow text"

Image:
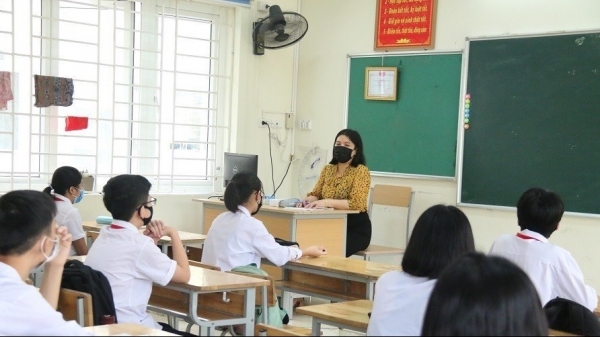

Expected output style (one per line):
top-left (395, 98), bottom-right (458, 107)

top-left (375, 0), bottom-right (435, 50)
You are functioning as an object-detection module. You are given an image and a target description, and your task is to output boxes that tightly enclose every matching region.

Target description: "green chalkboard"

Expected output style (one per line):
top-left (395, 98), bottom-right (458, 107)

top-left (460, 32), bottom-right (600, 214)
top-left (347, 53), bottom-right (462, 178)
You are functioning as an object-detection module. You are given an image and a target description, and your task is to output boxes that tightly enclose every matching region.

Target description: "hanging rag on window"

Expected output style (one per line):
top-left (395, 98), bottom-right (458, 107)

top-left (0, 71), bottom-right (14, 110)
top-left (34, 75), bottom-right (74, 108)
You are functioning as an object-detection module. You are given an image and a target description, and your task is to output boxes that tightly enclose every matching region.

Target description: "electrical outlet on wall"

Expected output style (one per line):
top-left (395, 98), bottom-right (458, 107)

top-left (258, 119), bottom-right (282, 128)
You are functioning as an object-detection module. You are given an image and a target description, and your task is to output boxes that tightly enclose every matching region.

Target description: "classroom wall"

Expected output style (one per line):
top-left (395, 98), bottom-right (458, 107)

top-left (293, 0), bottom-right (600, 288)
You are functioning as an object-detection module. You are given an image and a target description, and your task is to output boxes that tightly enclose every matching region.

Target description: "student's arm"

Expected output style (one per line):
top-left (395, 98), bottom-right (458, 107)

top-left (558, 254), bottom-right (598, 311)
top-left (164, 226), bottom-right (191, 283)
top-left (63, 210), bottom-right (87, 255)
top-left (39, 225), bottom-right (72, 309)
top-left (71, 238), bottom-right (88, 256)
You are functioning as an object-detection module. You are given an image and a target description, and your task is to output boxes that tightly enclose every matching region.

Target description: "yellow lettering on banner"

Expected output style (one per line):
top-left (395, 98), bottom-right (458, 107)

top-left (408, 27), bottom-right (414, 33)
top-left (406, 17), bottom-right (413, 23)
top-left (414, 16), bottom-right (421, 23)
top-left (421, 15), bottom-right (427, 22)
top-left (422, 27), bottom-right (427, 33)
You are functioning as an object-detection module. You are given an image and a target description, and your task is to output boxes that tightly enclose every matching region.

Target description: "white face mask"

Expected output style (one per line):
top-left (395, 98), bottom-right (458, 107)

top-left (32, 236), bottom-right (59, 272)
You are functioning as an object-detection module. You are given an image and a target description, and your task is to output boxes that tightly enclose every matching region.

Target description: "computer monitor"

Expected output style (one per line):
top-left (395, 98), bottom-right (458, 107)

top-left (223, 152), bottom-right (258, 187)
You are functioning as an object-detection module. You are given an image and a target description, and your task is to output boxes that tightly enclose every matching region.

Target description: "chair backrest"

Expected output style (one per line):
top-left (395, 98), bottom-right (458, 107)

top-left (86, 231), bottom-right (99, 248)
top-left (57, 288), bottom-right (94, 327)
top-left (368, 184), bottom-right (414, 243)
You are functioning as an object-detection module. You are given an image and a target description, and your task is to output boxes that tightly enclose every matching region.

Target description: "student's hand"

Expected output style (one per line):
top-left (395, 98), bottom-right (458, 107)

top-left (143, 220), bottom-right (165, 244)
top-left (302, 245), bottom-right (327, 258)
top-left (48, 225), bottom-right (73, 266)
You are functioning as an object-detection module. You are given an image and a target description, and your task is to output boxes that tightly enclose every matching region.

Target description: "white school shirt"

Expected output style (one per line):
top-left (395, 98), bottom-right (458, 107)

top-left (489, 229), bottom-right (598, 311)
top-left (0, 262), bottom-right (91, 336)
top-left (84, 219), bottom-right (177, 329)
top-left (201, 205), bottom-right (303, 272)
top-left (53, 193), bottom-right (85, 256)
top-left (366, 271), bottom-right (436, 336)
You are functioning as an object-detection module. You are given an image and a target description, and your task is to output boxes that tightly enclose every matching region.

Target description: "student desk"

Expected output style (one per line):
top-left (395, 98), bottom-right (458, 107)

top-left (82, 221), bottom-right (206, 254)
top-left (148, 264), bottom-right (269, 336)
top-left (193, 198), bottom-right (357, 277)
top-left (84, 323), bottom-right (178, 336)
top-left (297, 299), bottom-right (371, 335)
top-left (264, 255), bottom-right (400, 318)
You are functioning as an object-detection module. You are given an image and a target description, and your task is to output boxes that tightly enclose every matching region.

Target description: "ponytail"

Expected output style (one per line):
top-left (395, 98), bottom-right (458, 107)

top-left (42, 185), bottom-right (52, 195)
top-left (224, 180), bottom-right (241, 212)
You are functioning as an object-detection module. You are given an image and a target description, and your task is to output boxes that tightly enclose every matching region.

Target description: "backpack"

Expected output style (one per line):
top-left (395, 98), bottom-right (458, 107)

top-left (61, 259), bottom-right (118, 325)
top-left (231, 264), bottom-right (289, 328)
top-left (544, 297), bottom-right (600, 336)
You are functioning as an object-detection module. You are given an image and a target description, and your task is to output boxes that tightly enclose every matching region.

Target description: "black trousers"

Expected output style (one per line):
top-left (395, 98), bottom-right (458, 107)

top-left (345, 212), bottom-right (372, 257)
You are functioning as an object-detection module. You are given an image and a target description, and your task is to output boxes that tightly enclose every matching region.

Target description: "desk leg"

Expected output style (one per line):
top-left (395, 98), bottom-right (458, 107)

top-left (262, 285), bottom-right (268, 324)
top-left (162, 244), bottom-right (169, 255)
top-left (311, 319), bottom-right (322, 336)
top-left (244, 288), bottom-right (256, 336)
top-left (367, 280), bottom-right (375, 300)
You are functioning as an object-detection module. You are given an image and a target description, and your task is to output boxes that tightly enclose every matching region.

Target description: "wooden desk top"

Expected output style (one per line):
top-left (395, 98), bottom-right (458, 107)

top-left (84, 323), bottom-right (178, 336)
top-left (296, 299), bottom-right (372, 330)
top-left (70, 256), bottom-right (268, 292)
top-left (83, 221), bottom-right (206, 245)
top-left (281, 255), bottom-right (401, 280)
top-left (193, 198), bottom-right (359, 215)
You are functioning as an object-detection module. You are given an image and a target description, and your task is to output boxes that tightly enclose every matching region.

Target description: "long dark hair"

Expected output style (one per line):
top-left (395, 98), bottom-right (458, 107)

top-left (422, 252), bottom-right (548, 336)
top-left (223, 171), bottom-right (263, 213)
top-left (43, 166), bottom-right (82, 196)
top-left (329, 128), bottom-right (366, 167)
top-left (401, 204), bottom-right (475, 279)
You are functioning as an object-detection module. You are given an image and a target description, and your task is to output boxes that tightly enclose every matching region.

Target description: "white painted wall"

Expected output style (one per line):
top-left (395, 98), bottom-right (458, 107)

top-left (76, 0), bottom-right (600, 289)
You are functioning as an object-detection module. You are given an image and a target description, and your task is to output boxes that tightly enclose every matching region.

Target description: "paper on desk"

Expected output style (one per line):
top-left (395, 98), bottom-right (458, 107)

top-left (283, 207), bottom-right (334, 211)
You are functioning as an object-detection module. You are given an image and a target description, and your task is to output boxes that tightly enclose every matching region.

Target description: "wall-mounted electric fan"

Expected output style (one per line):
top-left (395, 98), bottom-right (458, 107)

top-left (252, 5), bottom-right (308, 55)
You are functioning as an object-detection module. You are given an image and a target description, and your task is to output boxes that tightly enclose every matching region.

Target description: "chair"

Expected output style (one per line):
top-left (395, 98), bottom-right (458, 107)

top-left (353, 184), bottom-right (414, 261)
top-left (255, 323), bottom-right (309, 336)
top-left (57, 288), bottom-right (94, 327)
top-left (86, 230), bottom-right (99, 248)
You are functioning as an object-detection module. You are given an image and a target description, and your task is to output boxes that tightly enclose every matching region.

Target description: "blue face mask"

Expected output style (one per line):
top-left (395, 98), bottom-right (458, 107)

top-left (74, 188), bottom-right (84, 204)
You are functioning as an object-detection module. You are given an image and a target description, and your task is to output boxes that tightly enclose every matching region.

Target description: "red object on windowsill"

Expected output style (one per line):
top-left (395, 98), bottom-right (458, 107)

top-left (65, 116), bottom-right (88, 131)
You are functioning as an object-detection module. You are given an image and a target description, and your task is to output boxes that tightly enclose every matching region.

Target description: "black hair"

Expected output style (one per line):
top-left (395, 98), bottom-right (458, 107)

top-left (401, 204), bottom-right (475, 279)
top-left (42, 166), bottom-right (82, 196)
top-left (102, 174), bottom-right (151, 221)
top-left (329, 128), bottom-right (366, 167)
top-left (422, 252), bottom-right (548, 336)
top-left (517, 187), bottom-right (564, 238)
top-left (0, 190), bottom-right (57, 255)
top-left (223, 171), bottom-right (263, 213)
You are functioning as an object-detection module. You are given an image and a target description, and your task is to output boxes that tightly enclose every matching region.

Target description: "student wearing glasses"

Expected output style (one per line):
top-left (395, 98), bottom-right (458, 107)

top-left (298, 128), bottom-right (371, 257)
top-left (202, 171), bottom-right (327, 272)
top-left (43, 166), bottom-right (87, 256)
top-left (85, 174), bottom-right (191, 336)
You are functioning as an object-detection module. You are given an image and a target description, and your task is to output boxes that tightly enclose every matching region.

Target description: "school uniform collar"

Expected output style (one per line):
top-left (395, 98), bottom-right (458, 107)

top-left (109, 219), bottom-right (139, 233)
top-left (52, 193), bottom-right (71, 203)
top-left (237, 205), bottom-right (251, 217)
top-left (518, 229), bottom-right (548, 243)
top-left (0, 261), bottom-right (21, 281)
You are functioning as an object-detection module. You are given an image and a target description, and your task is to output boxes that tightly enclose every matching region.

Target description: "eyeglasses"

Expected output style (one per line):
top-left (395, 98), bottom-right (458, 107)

top-left (142, 197), bottom-right (157, 207)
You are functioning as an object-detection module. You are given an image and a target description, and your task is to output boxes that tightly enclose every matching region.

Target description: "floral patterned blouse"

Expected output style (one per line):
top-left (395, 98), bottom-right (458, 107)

top-left (307, 164), bottom-right (371, 212)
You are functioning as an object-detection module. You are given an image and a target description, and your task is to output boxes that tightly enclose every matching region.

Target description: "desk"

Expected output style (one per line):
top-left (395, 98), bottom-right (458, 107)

top-left (84, 323), bottom-right (178, 336)
top-left (148, 264), bottom-right (270, 336)
top-left (194, 198), bottom-right (357, 277)
top-left (83, 221), bottom-right (206, 254)
top-left (267, 255), bottom-right (400, 318)
top-left (297, 299), bottom-right (371, 335)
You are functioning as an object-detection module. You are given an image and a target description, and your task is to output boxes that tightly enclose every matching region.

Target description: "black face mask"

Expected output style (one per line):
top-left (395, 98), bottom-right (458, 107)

top-left (333, 146), bottom-right (354, 163)
top-left (251, 195), bottom-right (262, 216)
top-left (139, 205), bottom-right (153, 226)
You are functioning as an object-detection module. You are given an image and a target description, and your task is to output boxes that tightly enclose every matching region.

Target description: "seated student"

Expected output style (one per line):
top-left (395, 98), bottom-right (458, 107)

top-left (84, 174), bottom-right (191, 336)
top-left (422, 252), bottom-right (548, 336)
top-left (488, 187), bottom-right (597, 311)
top-left (43, 166), bottom-right (88, 256)
top-left (201, 171), bottom-right (327, 272)
top-left (0, 190), bottom-right (91, 335)
top-left (366, 204), bottom-right (475, 336)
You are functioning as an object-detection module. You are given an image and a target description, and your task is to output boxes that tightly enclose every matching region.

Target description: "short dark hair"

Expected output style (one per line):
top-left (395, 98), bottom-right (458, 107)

top-left (401, 204), bottom-right (475, 279)
top-left (329, 128), bottom-right (366, 167)
top-left (43, 166), bottom-right (82, 196)
top-left (223, 171), bottom-right (263, 213)
top-left (0, 190), bottom-right (57, 255)
top-left (422, 252), bottom-right (548, 336)
top-left (517, 187), bottom-right (564, 238)
top-left (102, 174), bottom-right (151, 221)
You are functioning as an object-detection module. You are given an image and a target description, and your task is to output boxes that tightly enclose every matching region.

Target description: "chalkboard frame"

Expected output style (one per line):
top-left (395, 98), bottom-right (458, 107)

top-left (345, 51), bottom-right (464, 180)
top-left (457, 30), bottom-right (600, 217)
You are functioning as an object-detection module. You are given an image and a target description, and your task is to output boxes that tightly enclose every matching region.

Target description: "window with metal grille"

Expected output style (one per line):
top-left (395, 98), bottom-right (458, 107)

top-left (0, 0), bottom-right (233, 193)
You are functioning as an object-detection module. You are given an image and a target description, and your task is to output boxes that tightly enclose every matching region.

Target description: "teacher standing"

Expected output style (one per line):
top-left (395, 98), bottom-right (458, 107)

top-left (300, 129), bottom-right (371, 257)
